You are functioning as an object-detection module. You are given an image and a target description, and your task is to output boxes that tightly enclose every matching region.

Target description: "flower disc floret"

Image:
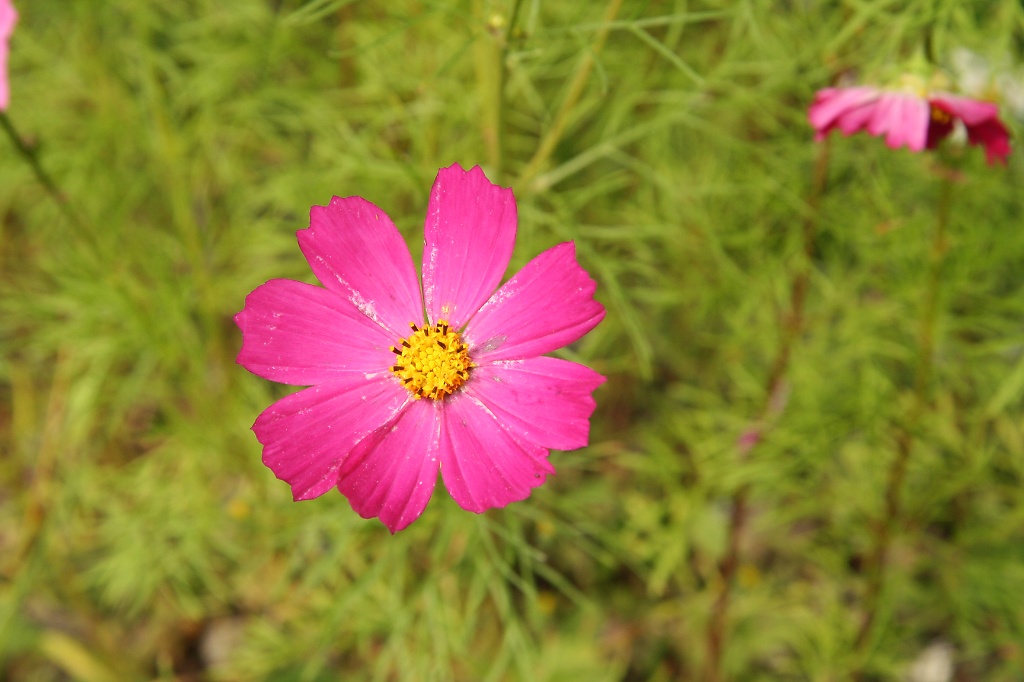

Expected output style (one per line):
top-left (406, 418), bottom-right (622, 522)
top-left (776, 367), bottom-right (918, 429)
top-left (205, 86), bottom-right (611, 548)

top-left (390, 320), bottom-right (473, 400)
top-left (930, 105), bottom-right (952, 125)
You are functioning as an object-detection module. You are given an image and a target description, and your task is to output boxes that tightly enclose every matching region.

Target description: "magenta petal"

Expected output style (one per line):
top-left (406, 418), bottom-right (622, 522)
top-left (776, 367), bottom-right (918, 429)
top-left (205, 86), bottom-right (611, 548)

top-left (337, 399), bottom-right (441, 533)
top-left (465, 357), bottom-right (605, 451)
top-left (297, 196), bottom-right (423, 339)
top-left (966, 117), bottom-right (1012, 165)
top-left (861, 92), bottom-right (928, 151)
top-left (931, 94), bottom-right (1000, 126)
top-left (931, 94), bottom-right (1012, 165)
top-left (808, 87), bottom-right (879, 134)
top-left (421, 164), bottom-right (517, 328)
top-left (834, 101), bottom-right (878, 136)
top-left (465, 242), bottom-right (605, 363)
top-left (439, 392), bottom-right (554, 514)
top-left (885, 95), bottom-right (929, 151)
top-left (0, 0), bottom-right (16, 111)
top-left (253, 376), bottom-right (411, 501)
top-left (865, 92), bottom-right (902, 139)
top-left (235, 279), bottom-right (396, 386)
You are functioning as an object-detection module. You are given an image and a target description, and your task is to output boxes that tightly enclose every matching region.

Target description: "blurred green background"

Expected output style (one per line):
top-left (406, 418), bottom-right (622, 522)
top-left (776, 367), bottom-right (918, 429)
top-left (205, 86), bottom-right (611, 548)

top-left (2, 1), bottom-right (1024, 680)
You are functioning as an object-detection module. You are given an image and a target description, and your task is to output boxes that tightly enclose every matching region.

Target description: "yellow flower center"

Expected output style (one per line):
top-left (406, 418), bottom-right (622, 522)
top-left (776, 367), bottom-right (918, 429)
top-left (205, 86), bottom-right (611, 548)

top-left (390, 320), bottom-right (473, 400)
top-left (930, 105), bottom-right (952, 125)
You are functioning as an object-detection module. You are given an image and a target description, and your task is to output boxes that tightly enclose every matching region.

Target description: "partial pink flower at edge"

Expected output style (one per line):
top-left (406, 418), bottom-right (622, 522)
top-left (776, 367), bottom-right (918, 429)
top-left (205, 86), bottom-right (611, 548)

top-left (930, 94), bottom-right (1012, 164)
top-left (809, 85), bottom-right (1011, 165)
top-left (235, 163), bottom-right (606, 533)
top-left (0, 0), bottom-right (16, 111)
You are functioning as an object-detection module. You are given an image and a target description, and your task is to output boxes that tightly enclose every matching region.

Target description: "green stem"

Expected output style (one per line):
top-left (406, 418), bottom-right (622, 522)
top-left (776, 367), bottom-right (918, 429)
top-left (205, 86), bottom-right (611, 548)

top-left (852, 169), bottom-right (953, 673)
top-left (473, 0), bottom-right (521, 179)
top-left (0, 112), bottom-right (80, 225)
top-left (702, 139), bottom-right (831, 682)
top-left (503, 0), bottom-right (523, 46)
top-left (517, 0), bottom-right (623, 190)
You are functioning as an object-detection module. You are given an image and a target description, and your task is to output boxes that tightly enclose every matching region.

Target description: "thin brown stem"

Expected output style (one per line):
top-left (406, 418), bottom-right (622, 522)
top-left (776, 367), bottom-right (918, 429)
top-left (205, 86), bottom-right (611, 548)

top-left (852, 170), bottom-right (953, 673)
top-left (0, 112), bottom-right (81, 226)
top-left (702, 140), bottom-right (831, 682)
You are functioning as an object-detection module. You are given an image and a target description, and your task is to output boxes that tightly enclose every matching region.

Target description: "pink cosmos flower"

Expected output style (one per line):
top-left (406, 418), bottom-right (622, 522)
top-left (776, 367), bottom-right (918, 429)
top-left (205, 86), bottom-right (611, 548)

top-left (0, 0), bottom-right (16, 111)
top-left (235, 164), bottom-right (606, 533)
top-left (809, 85), bottom-right (1011, 165)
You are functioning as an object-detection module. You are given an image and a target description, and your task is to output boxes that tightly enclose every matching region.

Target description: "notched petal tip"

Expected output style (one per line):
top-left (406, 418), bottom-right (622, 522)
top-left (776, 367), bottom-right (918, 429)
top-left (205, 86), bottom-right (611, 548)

top-left (337, 400), bottom-right (441, 533)
top-left (297, 195), bottom-right (423, 338)
top-left (422, 163), bottom-right (517, 329)
top-left (467, 241), bottom-right (605, 362)
top-left (252, 380), bottom-right (411, 503)
top-left (439, 392), bottom-right (556, 515)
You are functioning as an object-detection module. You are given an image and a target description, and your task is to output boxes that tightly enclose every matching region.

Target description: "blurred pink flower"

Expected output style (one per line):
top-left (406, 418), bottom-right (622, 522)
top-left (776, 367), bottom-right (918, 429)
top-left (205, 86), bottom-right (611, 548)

top-left (809, 85), bottom-right (1011, 164)
top-left (235, 164), bottom-right (605, 532)
top-left (0, 0), bottom-right (16, 111)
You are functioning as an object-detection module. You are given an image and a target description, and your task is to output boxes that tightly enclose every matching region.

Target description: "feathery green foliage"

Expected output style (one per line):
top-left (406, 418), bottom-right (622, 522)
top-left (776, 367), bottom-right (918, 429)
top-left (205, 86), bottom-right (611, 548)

top-left (2, 1), bottom-right (1024, 680)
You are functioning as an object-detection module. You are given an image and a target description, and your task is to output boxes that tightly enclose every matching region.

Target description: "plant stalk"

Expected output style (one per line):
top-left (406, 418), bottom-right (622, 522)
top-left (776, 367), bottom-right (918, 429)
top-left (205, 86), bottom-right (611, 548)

top-left (852, 169), bottom-right (953, 671)
top-left (473, 0), bottom-right (522, 180)
top-left (517, 0), bottom-right (623, 190)
top-left (702, 139), bottom-right (830, 682)
top-left (0, 112), bottom-right (80, 226)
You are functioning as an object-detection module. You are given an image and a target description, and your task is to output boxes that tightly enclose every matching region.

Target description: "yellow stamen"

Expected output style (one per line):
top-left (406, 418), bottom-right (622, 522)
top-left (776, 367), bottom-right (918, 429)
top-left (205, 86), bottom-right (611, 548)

top-left (389, 319), bottom-right (473, 400)
top-left (930, 105), bottom-right (952, 125)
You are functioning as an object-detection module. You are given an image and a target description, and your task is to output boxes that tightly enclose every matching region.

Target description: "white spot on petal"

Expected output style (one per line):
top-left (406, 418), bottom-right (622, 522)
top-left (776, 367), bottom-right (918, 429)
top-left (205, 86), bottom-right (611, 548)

top-left (477, 335), bottom-right (506, 353)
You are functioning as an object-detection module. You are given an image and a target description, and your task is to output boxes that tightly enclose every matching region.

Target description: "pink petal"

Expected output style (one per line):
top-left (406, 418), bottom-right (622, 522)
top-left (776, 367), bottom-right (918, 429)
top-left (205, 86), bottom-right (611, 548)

top-left (966, 117), bottom-right (1012, 165)
top-left (931, 94), bottom-right (1000, 126)
top-left (859, 92), bottom-right (929, 151)
top-left (0, 0), bottom-right (16, 111)
top-left (465, 357), bottom-right (605, 451)
top-left (884, 94), bottom-right (929, 151)
top-left (464, 242), bottom-right (605, 363)
top-left (253, 375), bottom-right (411, 501)
top-left (297, 196), bottom-right (423, 340)
top-left (808, 87), bottom-right (880, 135)
top-left (864, 94), bottom-right (893, 136)
top-left (439, 392), bottom-right (554, 514)
top-left (931, 94), bottom-right (1012, 165)
top-left (235, 278), bottom-right (396, 386)
top-left (421, 164), bottom-right (517, 329)
top-left (337, 399), bottom-right (441, 533)
top-left (834, 101), bottom-right (879, 136)
top-left (866, 92), bottom-right (904, 139)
